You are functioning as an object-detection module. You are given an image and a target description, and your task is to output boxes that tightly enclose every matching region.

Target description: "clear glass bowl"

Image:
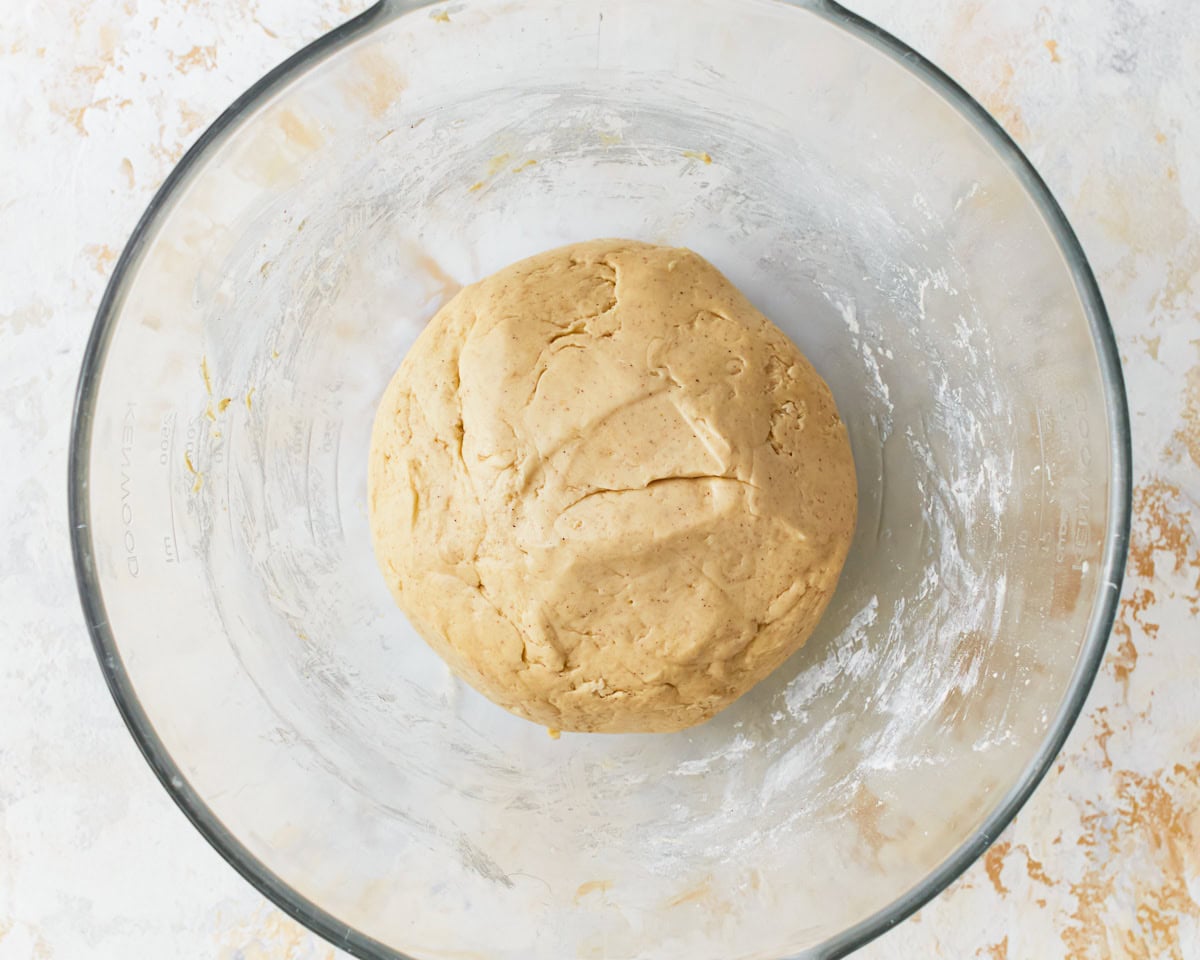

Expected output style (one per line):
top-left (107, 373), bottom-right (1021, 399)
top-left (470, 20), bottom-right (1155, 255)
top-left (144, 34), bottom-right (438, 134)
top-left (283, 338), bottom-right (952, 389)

top-left (70, 1), bottom-right (1131, 957)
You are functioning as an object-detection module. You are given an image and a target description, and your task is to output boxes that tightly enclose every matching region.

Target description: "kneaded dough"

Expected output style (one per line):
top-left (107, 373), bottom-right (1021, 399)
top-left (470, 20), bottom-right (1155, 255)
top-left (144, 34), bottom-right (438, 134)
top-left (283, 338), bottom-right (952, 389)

top-left (368, 239), bottom-right (856, 733)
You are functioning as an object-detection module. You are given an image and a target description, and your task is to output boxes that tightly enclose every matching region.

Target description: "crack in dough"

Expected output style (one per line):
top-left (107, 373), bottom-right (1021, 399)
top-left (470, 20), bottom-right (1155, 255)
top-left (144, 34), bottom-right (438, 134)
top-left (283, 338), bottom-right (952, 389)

top-left (368, 239), bottom-right (856, 733)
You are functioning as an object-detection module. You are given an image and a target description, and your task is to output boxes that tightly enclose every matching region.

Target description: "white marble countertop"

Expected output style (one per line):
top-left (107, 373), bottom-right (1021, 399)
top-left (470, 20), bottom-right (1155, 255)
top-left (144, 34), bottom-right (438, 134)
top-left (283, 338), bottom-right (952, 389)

top-left (1, 0), bottom-right (1197, 957)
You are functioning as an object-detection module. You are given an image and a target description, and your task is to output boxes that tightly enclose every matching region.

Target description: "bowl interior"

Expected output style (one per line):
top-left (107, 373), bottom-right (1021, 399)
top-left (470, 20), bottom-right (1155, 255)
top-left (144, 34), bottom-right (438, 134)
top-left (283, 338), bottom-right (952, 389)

top-left (76, 0), bottom-right (1122, 957)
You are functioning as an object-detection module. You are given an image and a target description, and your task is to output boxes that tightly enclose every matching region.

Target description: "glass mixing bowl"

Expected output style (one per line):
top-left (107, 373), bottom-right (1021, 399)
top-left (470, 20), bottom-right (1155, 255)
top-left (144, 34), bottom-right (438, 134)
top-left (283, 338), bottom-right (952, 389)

top-left (70, 0), bottom-right (1130, 957)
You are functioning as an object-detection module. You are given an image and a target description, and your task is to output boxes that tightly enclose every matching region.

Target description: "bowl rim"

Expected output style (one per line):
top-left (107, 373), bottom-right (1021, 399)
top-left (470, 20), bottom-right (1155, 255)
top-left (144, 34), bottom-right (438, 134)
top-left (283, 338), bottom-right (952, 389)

top-left (68, 1), bottom-right (1132, 958)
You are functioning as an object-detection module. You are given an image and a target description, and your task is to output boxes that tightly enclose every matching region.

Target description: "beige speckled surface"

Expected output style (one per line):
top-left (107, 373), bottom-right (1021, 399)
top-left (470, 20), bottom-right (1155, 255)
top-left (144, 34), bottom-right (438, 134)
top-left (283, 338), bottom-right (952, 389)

top-left (0, 0), bottom-right (1196, 957)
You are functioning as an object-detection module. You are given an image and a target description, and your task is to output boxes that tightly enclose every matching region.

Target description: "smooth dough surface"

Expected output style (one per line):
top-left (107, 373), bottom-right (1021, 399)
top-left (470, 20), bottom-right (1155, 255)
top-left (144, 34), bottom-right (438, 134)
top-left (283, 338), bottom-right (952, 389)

top-left (368, 239), bottom-right (856, 733)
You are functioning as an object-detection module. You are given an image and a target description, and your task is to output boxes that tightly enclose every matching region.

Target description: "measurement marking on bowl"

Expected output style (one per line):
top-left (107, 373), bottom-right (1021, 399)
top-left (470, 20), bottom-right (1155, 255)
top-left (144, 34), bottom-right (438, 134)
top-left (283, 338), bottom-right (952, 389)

top-left (118, 402), bottom-right (139, 577)
top-left (159, 412), bottom-right (181, 564)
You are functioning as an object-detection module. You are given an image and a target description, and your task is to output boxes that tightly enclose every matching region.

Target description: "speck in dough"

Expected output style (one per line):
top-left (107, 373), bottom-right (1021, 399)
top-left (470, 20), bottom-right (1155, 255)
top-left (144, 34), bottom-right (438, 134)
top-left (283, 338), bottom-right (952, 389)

top-left (368, 239), bottom-right (856, 733)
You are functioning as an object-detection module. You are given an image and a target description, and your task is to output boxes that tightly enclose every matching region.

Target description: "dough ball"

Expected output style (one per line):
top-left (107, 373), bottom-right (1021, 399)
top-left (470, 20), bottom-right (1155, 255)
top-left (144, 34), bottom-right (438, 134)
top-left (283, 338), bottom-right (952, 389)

top-left (368, 239), bottom-right (856, 733)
